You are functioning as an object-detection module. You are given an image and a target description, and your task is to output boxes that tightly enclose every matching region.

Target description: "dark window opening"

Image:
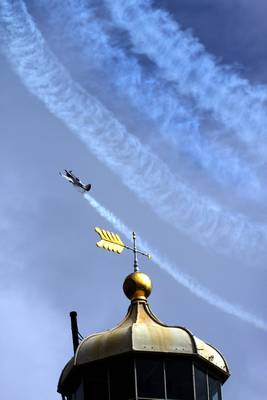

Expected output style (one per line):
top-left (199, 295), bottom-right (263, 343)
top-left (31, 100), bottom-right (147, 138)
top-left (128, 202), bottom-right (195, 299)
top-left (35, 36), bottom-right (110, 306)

top-left (109, 357), bottom-right (135, 400)
top-left (136, 358), bottom-right (165, 398)
top-left (70, 383), bottom-right (84, 400)
top-left (77, 355), bottom-right (223, 400)
top-left (208, 376), bottom-right (222, 400)
top-left (195, 367), bottom-right (208, 400)
top-left (83, 363), bottom-right (109, 400)
top-left (165, 358), bottom-right (194, 400)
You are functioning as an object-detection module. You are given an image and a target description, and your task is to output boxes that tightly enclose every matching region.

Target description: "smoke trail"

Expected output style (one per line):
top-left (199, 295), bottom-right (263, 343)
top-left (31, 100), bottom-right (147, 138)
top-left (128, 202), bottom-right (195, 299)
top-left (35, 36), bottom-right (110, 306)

top-left (84, 193), bottom-right (267, 332)
top-left (106, 0), bottom-right (267, 159)
top-left (1, 0), bottom-right (266, 259)
top-left (32, 0), bottom-right (262, 198)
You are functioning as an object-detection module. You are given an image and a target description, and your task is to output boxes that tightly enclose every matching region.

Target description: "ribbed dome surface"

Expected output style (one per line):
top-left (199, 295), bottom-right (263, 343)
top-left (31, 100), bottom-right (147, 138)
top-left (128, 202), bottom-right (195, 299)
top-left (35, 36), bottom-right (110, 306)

top-left (74, 299), bottom-right (229, 375)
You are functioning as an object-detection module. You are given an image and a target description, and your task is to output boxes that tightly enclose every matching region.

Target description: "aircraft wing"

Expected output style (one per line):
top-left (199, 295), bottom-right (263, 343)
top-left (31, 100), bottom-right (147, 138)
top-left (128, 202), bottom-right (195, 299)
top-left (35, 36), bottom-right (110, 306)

top-left (66, 170), bottom-right (74, 178)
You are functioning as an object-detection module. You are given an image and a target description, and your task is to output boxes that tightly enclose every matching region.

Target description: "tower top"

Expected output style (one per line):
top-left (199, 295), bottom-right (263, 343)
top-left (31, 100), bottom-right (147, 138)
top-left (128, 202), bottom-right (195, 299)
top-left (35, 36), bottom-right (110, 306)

top-left (58, 227), bottom-right (230, 398)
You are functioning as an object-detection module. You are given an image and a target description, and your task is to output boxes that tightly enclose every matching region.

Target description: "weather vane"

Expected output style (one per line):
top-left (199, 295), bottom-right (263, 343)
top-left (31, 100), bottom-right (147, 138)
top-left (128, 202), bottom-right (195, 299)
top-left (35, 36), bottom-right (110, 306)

top-left (95, 227), bottom-right (151, 272)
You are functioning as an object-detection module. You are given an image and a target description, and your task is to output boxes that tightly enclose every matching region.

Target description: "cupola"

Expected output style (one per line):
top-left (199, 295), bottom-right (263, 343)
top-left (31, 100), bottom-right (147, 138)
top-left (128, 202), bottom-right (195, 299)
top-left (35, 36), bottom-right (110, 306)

top-left (58, 230), bottom-right (230, 400)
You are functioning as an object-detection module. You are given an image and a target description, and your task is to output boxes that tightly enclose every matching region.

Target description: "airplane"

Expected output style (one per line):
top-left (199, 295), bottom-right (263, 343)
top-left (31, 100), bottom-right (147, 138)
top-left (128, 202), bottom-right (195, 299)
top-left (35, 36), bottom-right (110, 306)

top-left (59, 170), bottom-right (91, 192)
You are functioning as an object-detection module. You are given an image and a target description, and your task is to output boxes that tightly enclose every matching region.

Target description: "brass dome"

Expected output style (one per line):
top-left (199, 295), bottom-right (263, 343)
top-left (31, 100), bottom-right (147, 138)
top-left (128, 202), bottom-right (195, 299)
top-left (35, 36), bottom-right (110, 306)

top-left (71, 299), bottom-right (229, 380)
top-left (58, 271), bottom-right (230, 394)
top-left (123, 271), bottom-right (152, 300)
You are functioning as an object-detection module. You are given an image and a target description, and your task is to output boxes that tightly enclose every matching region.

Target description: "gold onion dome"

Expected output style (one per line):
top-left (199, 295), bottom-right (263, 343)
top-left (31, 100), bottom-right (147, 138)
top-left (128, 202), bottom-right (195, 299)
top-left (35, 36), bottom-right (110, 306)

top-left (58, 270), bottom-right (229, 393)
top-left (73, 272), bottom-right (228, 375)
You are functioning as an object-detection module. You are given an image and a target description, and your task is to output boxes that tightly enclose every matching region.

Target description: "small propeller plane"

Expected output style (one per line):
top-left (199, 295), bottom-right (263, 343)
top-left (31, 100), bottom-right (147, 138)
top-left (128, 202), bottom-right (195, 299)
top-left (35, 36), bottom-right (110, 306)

top-left (59, 170), bottom-right (91, 192)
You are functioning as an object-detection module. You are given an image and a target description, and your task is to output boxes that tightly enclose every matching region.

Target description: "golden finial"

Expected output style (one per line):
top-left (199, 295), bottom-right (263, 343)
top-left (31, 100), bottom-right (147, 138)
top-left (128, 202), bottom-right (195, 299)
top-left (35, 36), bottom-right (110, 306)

top-left (123, 271), bottom-right (152, 301)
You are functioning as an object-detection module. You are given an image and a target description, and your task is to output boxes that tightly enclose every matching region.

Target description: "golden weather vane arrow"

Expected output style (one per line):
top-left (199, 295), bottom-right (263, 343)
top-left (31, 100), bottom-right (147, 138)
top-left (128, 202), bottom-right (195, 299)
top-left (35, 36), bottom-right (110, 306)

top-left (95, 227), bottom-right (151, 272)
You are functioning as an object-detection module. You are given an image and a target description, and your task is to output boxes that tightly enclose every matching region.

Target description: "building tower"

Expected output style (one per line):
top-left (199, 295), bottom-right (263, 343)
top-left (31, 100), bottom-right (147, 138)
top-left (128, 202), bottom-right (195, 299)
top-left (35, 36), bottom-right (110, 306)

top-left (58, 231), bottom-right (230, 400)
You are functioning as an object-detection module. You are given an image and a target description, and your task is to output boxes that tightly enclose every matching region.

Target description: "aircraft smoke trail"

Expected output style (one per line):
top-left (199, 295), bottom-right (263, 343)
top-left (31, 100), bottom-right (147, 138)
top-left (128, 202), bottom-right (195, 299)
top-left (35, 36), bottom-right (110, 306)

top-left (1, 0), bottom-right (266, 259)
top-left (33, 0), bottom-right (262, 197)
top-left (84, 193), bottom-right (267, 332)
top-left (106, 0), bottom-right (267, 159)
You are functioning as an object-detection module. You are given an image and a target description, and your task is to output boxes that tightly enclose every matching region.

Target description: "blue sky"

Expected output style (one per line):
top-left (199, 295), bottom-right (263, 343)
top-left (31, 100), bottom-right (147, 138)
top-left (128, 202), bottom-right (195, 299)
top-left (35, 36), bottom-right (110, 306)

top-left (0, 1), bottom-right (267, 399)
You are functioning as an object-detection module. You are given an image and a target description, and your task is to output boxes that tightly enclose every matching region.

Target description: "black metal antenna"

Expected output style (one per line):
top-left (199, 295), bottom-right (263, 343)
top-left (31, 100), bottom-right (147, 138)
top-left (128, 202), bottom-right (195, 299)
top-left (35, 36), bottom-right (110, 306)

top-left (69, 311), bottom-right (79, 354)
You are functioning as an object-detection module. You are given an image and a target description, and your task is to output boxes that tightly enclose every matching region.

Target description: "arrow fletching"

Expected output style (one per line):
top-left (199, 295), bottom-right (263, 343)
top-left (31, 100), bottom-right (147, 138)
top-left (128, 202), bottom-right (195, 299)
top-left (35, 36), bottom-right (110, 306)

top-left (95, 227), bottom-right (125, 254)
